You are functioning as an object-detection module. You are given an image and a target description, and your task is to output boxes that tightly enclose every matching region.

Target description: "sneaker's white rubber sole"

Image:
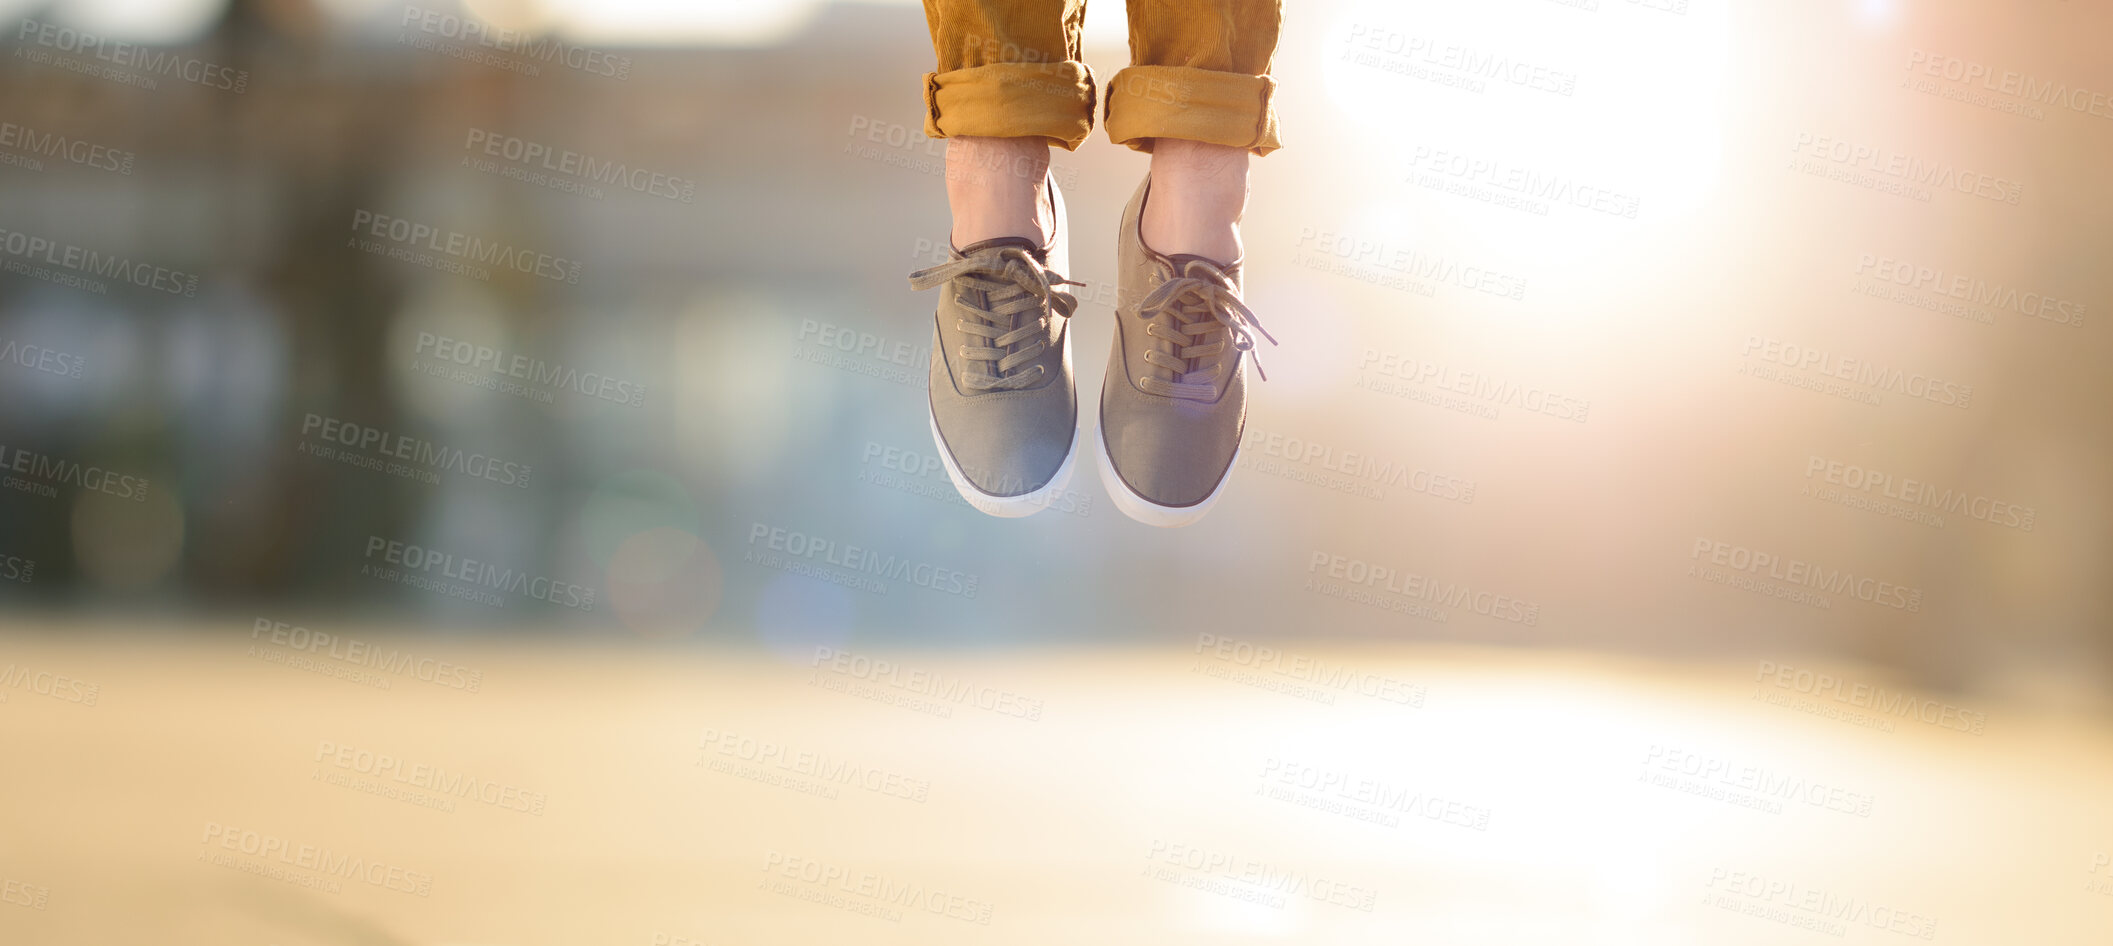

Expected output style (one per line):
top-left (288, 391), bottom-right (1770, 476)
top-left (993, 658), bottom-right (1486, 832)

top-left (927, 384), bottom-right (1082, 519)
top-left (1094, 422), bottom-right (1237, 529)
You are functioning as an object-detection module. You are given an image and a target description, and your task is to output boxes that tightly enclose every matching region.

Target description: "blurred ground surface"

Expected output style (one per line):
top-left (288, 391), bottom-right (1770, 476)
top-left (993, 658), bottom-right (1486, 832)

top-left (3, 624), bottom-right (2111, 944)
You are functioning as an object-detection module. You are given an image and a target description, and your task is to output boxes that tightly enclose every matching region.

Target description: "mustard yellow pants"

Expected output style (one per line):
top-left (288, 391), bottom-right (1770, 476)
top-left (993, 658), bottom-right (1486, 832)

top-left (920, 0), bottom-right (1283, 155)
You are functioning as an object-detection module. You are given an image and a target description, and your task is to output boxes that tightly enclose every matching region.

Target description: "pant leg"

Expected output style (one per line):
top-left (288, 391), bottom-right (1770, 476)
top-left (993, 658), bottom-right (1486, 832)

top-left (921, 0), bottom-right (1097, 151)
top-left (1105, 0), bottom-right (1283, 155)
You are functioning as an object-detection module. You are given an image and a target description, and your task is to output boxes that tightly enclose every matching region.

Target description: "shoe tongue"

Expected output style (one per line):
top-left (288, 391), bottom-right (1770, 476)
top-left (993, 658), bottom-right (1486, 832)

top-left (1166, 253), bottom-right (1236, 275)
top-left (957, 236), bottom-right (1047, 263)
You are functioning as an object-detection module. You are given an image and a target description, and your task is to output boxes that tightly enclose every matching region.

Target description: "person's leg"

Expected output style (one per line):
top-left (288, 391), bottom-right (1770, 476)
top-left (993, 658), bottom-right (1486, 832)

top-left (1095, 0), bottom-right (1282, 527)
top-left (1108, 0), bottom-right (1281, 264)
top-left (1141, 138), bottom-right (1248, 265)
top-left (945, 136), bottom-right (1052, 247)
top-left (910, 2), bottom-right (1093, 518)
top-left (921, 0), bottom-right (1093, 247)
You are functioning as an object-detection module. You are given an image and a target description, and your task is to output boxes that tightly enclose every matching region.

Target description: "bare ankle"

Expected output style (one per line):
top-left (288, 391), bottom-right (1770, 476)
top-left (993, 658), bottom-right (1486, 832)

top-left (1142, 139), bottom-right (1250, 264)
top-left (946, 136), bottom-right (1053, 248)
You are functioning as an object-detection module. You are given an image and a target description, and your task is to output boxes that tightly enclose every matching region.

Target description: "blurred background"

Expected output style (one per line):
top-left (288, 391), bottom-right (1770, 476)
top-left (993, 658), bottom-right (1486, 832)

top-left (3, 0), bottom-right (2112, 942)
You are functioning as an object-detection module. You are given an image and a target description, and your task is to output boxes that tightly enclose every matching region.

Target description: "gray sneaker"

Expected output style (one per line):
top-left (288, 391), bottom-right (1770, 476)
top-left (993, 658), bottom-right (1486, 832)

top-left (907, 176), bottom-right (1082, 518)
top-left (1096, 175), bottom-right (1276, 527)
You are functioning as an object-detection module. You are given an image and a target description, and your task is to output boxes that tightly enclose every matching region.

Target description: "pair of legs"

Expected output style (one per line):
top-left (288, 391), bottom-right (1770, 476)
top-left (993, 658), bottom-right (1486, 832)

top-left (913, 1), bottom-right (1283, 525)
top-left (923, 0), bottom-right (1284, 264)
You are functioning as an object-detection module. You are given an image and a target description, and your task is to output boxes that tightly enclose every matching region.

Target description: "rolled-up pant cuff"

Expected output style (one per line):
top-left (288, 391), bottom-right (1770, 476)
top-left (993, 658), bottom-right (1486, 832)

top-left (1103, 65), bottom-right (1281, 156)
top-left (922, 61), bottom-right (1098, 152)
